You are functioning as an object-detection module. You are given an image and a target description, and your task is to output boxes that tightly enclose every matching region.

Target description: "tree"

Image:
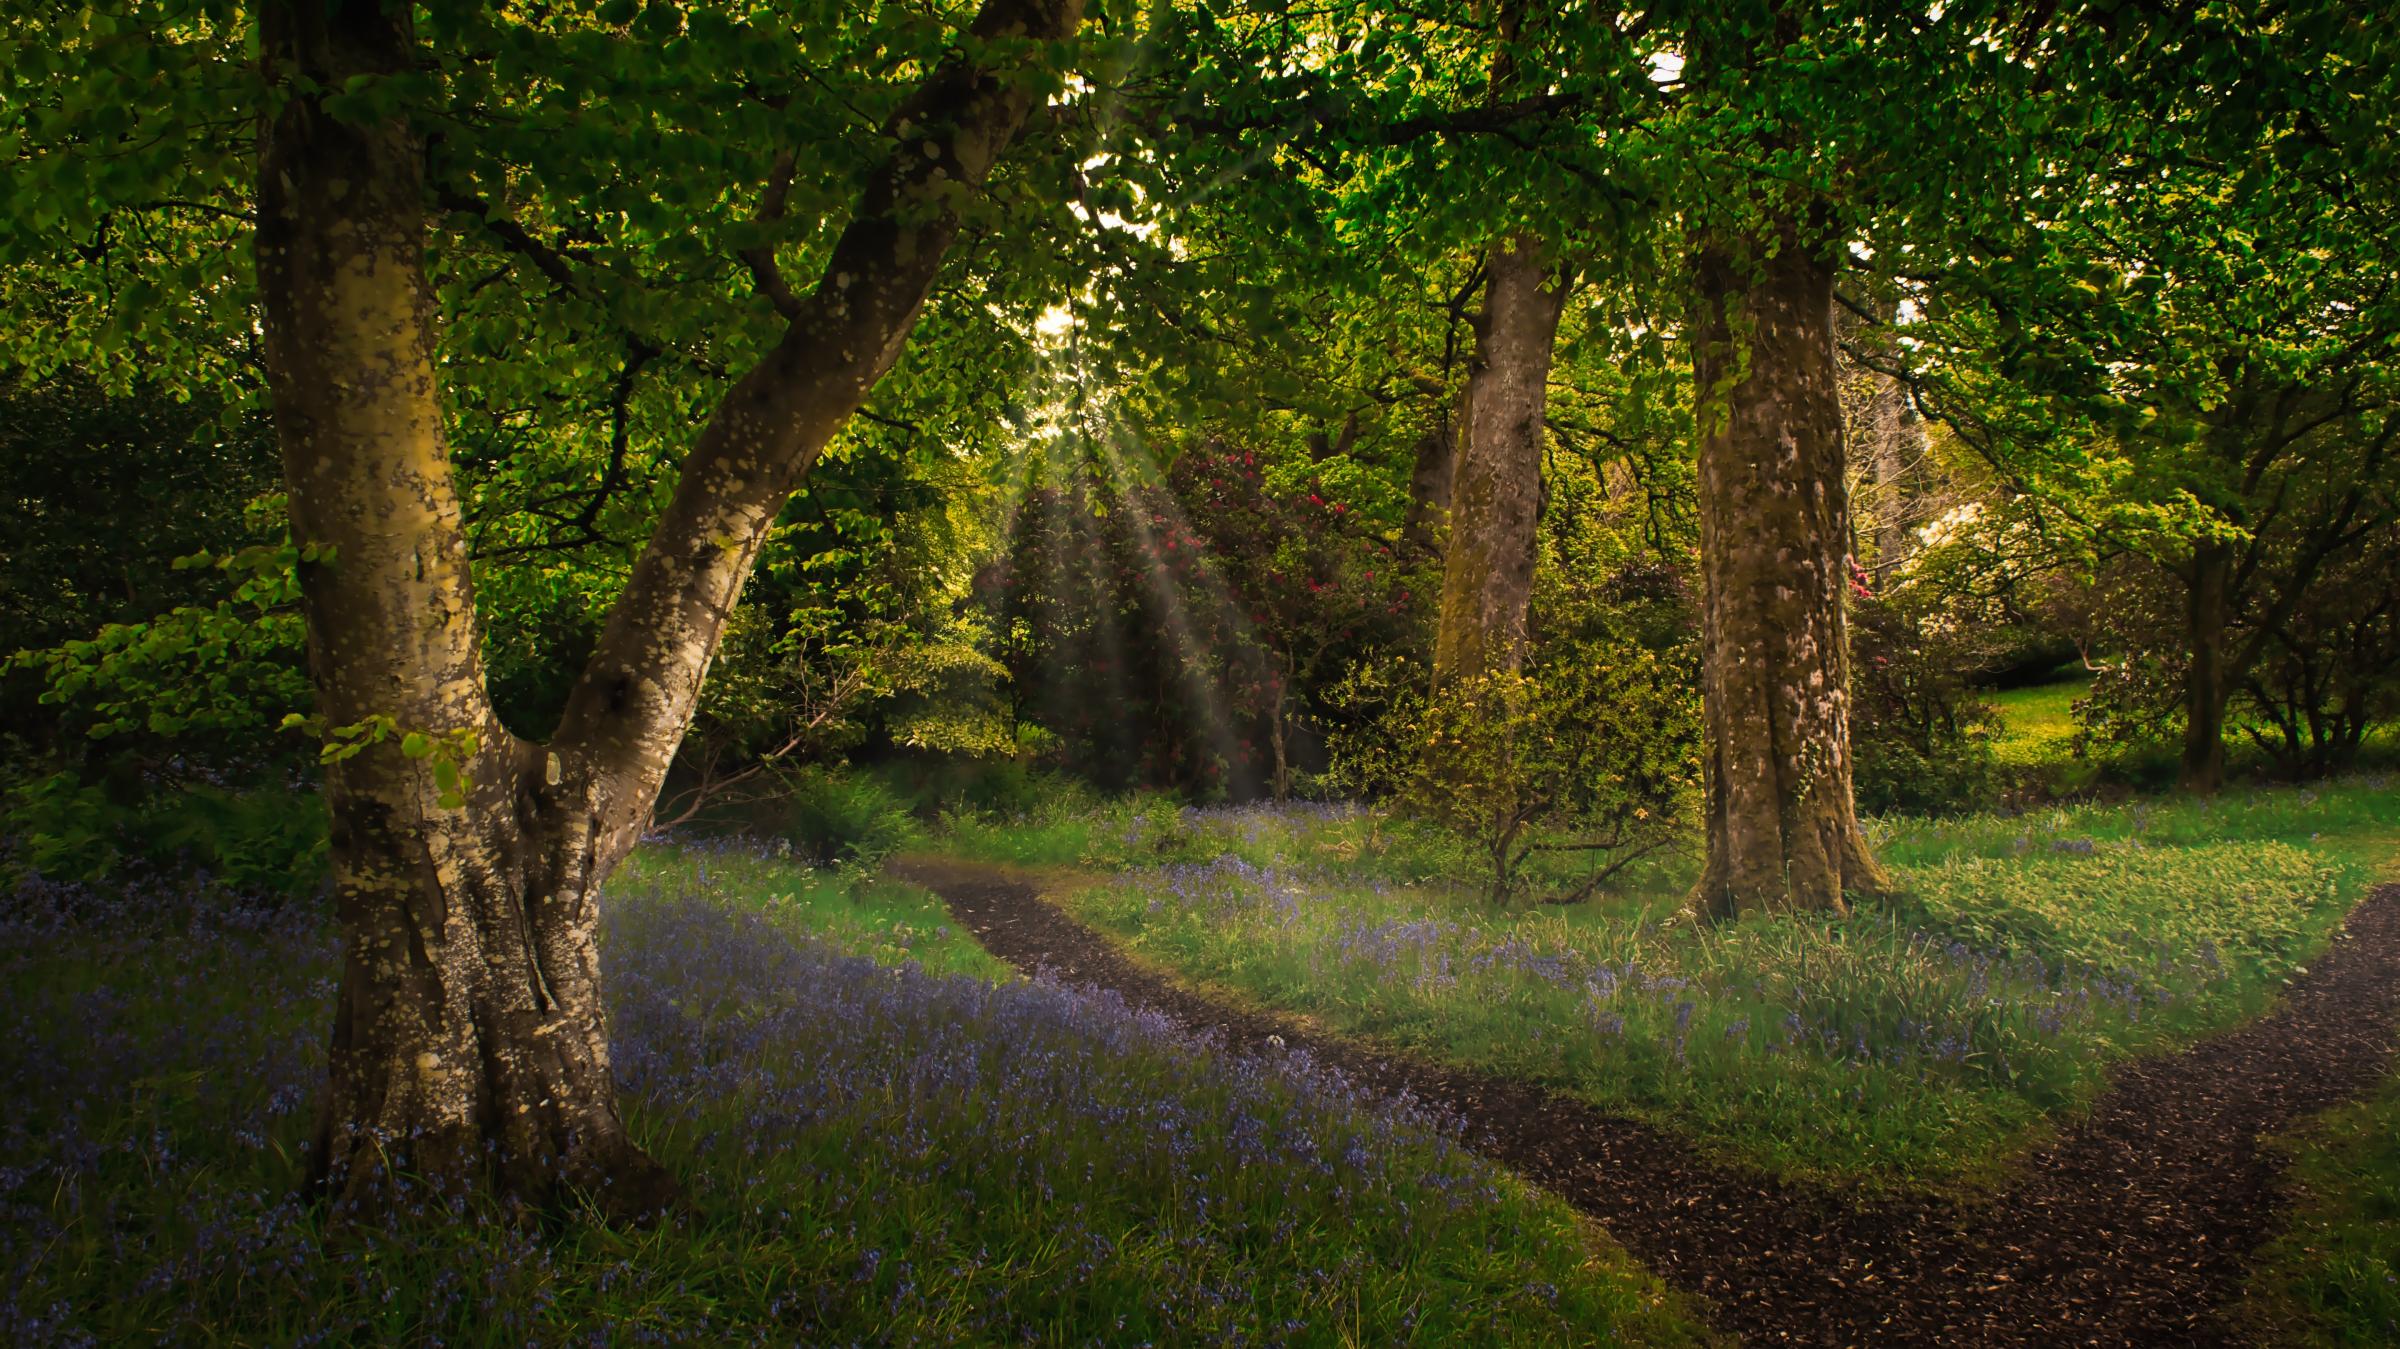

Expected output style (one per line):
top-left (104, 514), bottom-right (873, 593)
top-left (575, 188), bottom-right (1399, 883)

top-left (1427, 1), bottom-right (1568, 683)
top-left (1686, 223), bottom-right (1887, 915)
top-left (1667, 0), bottom-right (2182, 909)
top-left (1893, 2), bottom-right (2400, 792)
top-left (1434, 236), bottom-right (1568, 679)
top-left (245, 0), bottom-right (1085, 1216)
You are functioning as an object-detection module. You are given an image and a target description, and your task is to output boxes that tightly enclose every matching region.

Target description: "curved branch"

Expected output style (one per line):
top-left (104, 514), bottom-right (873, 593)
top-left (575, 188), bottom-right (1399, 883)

top-left (551, 0), bottom-right (1088, 868)
top-left (739, 149), bottom-right (805, 319)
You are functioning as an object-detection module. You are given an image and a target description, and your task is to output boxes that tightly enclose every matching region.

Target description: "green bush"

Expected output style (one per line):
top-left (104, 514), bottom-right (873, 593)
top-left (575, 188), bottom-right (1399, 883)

top-left (3, 769), bottom-right (328, 902)
top-left (148, 783), bottom-right (331, 901)
top-left (762, 767), bottom-right (922, 866)
top-left (1849, 588), bottom-right (2003, 814)
top-left (871, 754), bottom-right (1054, 820)
top-left (1328, 629), bottom-right (1700, 903)
top-left (2, 770), bottom-right (121, 882)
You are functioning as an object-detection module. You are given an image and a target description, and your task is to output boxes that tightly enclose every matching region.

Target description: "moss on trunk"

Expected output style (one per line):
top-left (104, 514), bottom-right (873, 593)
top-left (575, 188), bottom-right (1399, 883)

top-left (1433, 237), bottom-right (1566, 682)
top-left (1689, 226), bottom-right (1887, 918)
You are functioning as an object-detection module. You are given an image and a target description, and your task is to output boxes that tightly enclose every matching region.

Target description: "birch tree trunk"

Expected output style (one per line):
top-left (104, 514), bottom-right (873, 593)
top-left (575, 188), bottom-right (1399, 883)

top-left (1432, 236), bottom-right (1566, 681)
top-left (256, 0), bottom-right (1082, 1219)
top-left (1689, 228), bottom-right (1887, 918)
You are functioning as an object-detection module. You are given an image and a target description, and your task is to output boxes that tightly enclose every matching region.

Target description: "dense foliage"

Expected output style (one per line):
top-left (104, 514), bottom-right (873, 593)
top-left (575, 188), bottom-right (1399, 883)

top-left (6, 0), bottom-right (2394, 837)
top-left (3, 0), bottom-right (2398, 1332)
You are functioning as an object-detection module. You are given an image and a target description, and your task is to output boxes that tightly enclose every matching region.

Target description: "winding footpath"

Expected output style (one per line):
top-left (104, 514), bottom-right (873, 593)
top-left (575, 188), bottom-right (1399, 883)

top-left (890, 858), bottom-right (2400, 1346)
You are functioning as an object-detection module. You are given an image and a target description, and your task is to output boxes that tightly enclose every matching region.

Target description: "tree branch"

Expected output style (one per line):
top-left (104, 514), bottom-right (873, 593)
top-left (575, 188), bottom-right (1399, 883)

top-left (740, 149), bottom-right (805, 320)
top-left (549, 0), bottom-right (1088, 868)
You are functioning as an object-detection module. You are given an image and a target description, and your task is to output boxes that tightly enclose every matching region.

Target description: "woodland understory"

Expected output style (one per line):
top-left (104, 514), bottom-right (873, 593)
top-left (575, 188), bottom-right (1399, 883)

top-left (3, 0), bottom-right (2397, 1344)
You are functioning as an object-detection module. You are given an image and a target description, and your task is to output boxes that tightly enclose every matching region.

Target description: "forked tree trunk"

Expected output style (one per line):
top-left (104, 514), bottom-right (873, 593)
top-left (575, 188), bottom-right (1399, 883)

top-left (1689, 228), bottom-right (1887, 918)
top-left (2180, 541), bottom-right (2233, 794)
top-left (1432, 236), bottom-right (1566, 681)
top-left (256, 0), bottom-right (1082, 1220)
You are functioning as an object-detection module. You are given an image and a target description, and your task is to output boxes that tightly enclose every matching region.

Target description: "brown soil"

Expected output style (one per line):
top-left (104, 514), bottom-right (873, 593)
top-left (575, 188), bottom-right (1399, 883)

top-left (889, 858), bottom-right (2400, 1347)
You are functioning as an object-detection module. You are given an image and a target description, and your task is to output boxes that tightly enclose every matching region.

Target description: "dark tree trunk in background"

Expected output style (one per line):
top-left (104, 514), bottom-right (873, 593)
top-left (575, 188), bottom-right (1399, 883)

top-left (1432, 236), bottom-right (1566, 681)
top-left (1690, 228), bottom-right (1887, 918)
top-left (1838, 300), bottom-right (1930, 573)
top-left (256, 0), bottom-right (1082, 1220)
top-left (1401, 408), bottom-right (1457, 556)
top-left (2181, 541), bottom-right (2234, 794)
top-left (1866, 381), bottom-right (1926, 570)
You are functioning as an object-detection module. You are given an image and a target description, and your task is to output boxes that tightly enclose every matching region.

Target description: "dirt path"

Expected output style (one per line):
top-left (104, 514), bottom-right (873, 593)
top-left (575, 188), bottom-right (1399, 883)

top-left (890, 858), bottom-right (2400, 1346)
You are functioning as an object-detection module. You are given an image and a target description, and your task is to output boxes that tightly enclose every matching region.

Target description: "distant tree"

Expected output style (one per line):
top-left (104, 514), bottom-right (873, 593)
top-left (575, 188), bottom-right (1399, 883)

top-left (1900, 3), bottom-right (2400, 792)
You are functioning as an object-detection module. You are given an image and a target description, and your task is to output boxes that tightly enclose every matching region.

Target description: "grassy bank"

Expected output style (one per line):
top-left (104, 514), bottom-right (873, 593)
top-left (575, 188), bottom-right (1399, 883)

top-left (1987, 675), bottom-right (2090, 773)
top-left (2239, 1077), bottom-right (2400, 1345)
top-left (0, 840), bottom-right (1704, 1346)
top-left (960, 780), bottom-right (2395, 1188)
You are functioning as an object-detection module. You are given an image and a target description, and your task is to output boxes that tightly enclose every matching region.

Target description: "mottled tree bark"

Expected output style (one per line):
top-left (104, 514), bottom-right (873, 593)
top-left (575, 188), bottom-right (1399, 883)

top-left (1690, 229), bottom-right (1887, 918)
top-left (1432, 237), bottom-right (1566, 681)
top-left (256, 0), bottom-right (1082, 1219)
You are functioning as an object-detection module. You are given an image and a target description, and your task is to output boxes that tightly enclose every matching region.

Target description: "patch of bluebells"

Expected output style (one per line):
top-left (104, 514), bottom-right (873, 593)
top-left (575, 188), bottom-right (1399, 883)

top-left (1112, 850), bottom-right (2253, 1100)
top-left (1135, 853), bottom-right (1311, 925)
top-left (1175, 800), bottom-right (1363, 832)
top-left (1110, 800), bottom-right (1365, 863)
top-left (2, 854), bottom-right (1628, 1345)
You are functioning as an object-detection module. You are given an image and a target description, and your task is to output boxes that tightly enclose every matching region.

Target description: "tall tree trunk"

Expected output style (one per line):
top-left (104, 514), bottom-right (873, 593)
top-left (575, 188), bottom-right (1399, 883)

top-left (2181, 541), bottom-right (2233, 793)
top-left (1400, 407), bottom-right (1457, 557)
top-left (257, 0), bottom-right (669, 1221)
top-left (1432, 236), bottom-right (1566, 681)
top-left (256, 0), bottom-right (1082, 1219)
top-left (1838, 300), bottom-right (1927, 572)
top-left (1690, 228), bottom-right (1887, 918)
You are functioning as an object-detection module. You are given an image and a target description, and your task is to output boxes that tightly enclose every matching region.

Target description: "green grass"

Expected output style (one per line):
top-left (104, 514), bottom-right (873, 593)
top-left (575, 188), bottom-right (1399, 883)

top-left (613, 838), bottom-right (1014, 982)
top-left (1873, 780), bottom-right (2400, 876)
top-left (1987, 674), bottom-right (2090, 771)
top-left (1983, 671), bottom-right (2400, 798)
top-left (2, 837), bottom-right (1707, 1346)
top-left (940, 793), bottom-right (1698, 901)
top-left (2238, 1075), bottom-right (2400, 1345)
top-left (988, 779), bottom-right (2396, 1190)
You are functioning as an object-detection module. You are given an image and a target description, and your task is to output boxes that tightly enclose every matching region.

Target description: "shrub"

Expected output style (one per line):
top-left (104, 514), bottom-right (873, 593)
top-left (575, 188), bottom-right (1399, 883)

top-left (2, 769), bottom-right (328, 903)
top-left (1848, 562), bottom-right (2005, 813)
top-left (1329, 630), bottom-right (1699, 903)
top-left (2234, 521), bottom-right (2400, 778)
top-left (759, 767), bottom-right (921, 866)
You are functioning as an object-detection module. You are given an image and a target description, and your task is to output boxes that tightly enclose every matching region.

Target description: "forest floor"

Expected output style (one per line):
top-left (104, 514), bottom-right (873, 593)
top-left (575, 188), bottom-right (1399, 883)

top-left (894, 855), bottom-right (2400, 1346)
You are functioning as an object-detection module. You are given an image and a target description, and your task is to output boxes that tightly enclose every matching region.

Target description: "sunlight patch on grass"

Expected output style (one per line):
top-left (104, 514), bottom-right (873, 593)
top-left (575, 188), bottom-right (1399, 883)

top-left (1986, 675), bottom-right (2090, 770)
top-left (1030, 779), bottom-right (2395, 1188)
top-left (617, 836), bottom-right (1013, 982)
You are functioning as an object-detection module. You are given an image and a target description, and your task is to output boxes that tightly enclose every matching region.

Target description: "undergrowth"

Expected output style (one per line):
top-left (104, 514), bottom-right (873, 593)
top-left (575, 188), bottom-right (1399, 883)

top-left (996, 778), bottom-right (2394, 1188)
top-left (0, 838), bottom-right (1702, 1347)
top-left (2239, 1075), bottom-right (2400, 1346)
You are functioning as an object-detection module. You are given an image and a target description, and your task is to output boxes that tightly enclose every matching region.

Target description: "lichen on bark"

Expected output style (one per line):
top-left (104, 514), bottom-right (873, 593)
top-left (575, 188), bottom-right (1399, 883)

top-left (253, 0), bottom-right (1084, 1221)
top-left (1688, 223), bottom-right (1888, 919)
